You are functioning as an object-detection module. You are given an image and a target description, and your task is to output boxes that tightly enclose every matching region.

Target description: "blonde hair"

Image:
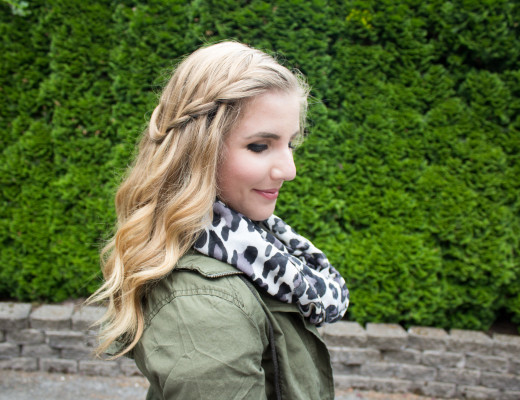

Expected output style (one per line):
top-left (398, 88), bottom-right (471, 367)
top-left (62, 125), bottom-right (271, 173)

top-left (88, 41), bottom-right (309, 358)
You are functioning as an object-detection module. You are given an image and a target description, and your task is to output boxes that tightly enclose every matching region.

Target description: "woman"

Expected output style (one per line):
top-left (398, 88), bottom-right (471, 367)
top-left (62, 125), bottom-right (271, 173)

top-left (90, 41), bottom-right (349, 399)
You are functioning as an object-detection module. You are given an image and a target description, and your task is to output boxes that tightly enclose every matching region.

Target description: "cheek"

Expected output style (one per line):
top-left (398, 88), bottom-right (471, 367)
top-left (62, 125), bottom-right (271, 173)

top-left (218, 153), bottom-right (263, 193)
top-left (232, 155), bottom-right (265, 187)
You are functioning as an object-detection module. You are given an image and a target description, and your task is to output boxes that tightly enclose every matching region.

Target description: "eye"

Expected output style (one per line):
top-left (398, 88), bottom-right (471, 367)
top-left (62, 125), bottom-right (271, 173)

top-left (288, 141), bottom-right (296, 150)
top-left (247, 143), bottom-right (268, 153)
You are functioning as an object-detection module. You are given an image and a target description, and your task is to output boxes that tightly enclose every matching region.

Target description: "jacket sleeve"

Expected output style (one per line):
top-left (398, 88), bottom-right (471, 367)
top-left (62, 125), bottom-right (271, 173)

top-left (136, 290), bottom-right (269, 400)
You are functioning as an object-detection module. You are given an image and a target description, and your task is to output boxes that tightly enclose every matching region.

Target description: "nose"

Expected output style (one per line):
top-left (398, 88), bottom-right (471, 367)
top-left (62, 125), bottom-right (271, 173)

top-left (271, 149), bottom-right (297, 182)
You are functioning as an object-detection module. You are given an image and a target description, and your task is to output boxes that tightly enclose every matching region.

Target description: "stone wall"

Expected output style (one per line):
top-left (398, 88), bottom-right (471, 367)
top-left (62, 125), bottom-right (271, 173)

top-left (1, 302), bottom-right (519, 399)
top-left (320, 322), bottom-right (520, 400)
top-left (0, 303), bottom-right (139, 377)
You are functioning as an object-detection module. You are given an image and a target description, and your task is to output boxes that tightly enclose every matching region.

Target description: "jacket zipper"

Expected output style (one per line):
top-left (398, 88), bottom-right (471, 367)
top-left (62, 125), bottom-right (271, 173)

top-left (175, 268), bottom-right (243, 279)
top-left (205, 271), bottom-right (244, 279)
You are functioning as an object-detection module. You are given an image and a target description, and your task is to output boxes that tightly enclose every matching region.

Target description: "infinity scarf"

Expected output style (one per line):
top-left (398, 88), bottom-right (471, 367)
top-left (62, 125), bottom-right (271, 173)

top-left (194, 201), bottom-right (349, 325)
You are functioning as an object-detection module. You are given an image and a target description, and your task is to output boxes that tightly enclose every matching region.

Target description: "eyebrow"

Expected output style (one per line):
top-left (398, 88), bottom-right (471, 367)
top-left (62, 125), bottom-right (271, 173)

top-left (245, 131), bottom-right (300, 140)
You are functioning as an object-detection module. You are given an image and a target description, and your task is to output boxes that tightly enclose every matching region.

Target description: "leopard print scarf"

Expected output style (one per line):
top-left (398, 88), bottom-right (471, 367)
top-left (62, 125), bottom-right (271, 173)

top-left (194, 200), bottom-right (349, 325)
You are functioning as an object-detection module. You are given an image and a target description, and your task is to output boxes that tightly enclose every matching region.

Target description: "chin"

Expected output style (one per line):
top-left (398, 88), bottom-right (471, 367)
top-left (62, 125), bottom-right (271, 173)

top-left (249, 207), bottom-right (275, 222)
top-left (225, 200), bottom-right (275, 221)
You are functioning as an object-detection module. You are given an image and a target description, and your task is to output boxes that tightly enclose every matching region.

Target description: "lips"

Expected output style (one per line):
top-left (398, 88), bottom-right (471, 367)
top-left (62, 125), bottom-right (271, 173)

top-left (254, 189), bottom-right (279, 200)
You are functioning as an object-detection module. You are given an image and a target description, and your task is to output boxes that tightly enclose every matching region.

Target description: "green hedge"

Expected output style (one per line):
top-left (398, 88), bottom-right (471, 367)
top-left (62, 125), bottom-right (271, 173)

top-left (1, 0), bottom-right (519, 332)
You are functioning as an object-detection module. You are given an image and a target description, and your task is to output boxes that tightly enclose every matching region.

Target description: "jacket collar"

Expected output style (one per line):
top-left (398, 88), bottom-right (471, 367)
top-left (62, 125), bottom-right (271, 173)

top-left (176, 251), bottom-right (243, 279)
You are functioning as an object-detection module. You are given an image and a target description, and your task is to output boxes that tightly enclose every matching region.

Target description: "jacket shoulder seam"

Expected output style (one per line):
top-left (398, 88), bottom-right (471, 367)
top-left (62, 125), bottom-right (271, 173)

top-left (145, 285), bottom-right (250, 330)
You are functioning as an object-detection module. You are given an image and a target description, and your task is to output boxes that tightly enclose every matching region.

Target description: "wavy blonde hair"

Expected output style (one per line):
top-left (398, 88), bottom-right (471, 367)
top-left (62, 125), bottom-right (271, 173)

top-left (88, 41), bottom-right (309, 358)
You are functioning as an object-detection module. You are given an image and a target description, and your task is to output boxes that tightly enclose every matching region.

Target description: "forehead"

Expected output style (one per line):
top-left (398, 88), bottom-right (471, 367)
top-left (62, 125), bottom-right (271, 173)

top-left (243, 89), bottom-right (303, 112)
top-left (228, 91), bottom-right (301, 138)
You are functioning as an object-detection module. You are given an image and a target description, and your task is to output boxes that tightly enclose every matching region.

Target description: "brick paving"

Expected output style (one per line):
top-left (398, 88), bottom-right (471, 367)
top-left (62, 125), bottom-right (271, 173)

top-left (0, 370), bottom-right (458, 400)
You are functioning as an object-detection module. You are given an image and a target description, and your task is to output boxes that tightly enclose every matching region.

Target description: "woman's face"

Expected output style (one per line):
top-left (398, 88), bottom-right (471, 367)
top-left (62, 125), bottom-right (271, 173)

top-left (217, 90), bottom-right (301, 221)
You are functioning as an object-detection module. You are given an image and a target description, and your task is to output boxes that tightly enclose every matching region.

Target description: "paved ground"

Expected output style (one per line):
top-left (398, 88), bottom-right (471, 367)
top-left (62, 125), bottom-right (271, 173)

top-left (0, 370), bottom-right (457, 400)
top-left (0, 370), bottom-right (148, 400)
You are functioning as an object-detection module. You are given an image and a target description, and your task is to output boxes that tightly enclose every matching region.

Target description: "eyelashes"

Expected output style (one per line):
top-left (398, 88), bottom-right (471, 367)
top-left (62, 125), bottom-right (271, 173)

top-left (247, 143), bottom-right (268, 153)
top-left (247, 142), bottom-right (295, 153)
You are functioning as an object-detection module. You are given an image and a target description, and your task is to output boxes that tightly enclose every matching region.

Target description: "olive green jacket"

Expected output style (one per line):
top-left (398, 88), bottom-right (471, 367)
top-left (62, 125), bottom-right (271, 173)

top-left (131, 253), bottom-right (335, 400)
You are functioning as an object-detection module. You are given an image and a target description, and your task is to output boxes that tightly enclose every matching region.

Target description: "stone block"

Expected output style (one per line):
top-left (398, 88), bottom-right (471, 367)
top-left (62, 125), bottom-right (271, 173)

top-left (509, 358), bottom-right (520, 374)
top-left (21, 344), bottom-right (59, 358)
top-left (382, 349), bottom-right (421, 364)
top-left (331, 363), bottom-right (361, 375)
top-left (84, 331), bottom-right (98, 347)
top-left (398, 364), bottom-right (436, 381)
top-left (360, 362), bottom-right (400, 378)
top-left (47, 331), bottom-right (87, 349)
top-left (120, 358), bottom-right (143, 376)
top-left (466, 353), bottom-right (508, 372)
top-left (30, 305), bottom-right (73, 330)
top-left (448, 329), bottom-right (493, 355)
top-left (0, 342), bottom-right (20, 359)
top-left (328, 346), bottom-right (380, 365)
top-left (408, 326), bottom-right (448, 350)
top-left (0, 303), bottom-right (31, 330)
top-left (366, 323), bottom-right (407, 350)
top-left (493, 333), bottom-right (520, 357)
top-left (480, 372), bottom-right (520, 391)
top-left (368, 377), bottom-right (413, 394)
top-left (6, 329), bottom-right (45, 345)
top-left (333, 374), bottom-right (371, 391)
top-left (72, 306), bottom-right (105, 331)
top-left (321, 321), bottom-right (367, 347)
top-left (61, 346), bottom-right (95, 360)
top-left (438, 368), bottom-right (480, 386)
top-left (40, 358), bottom-right (78, 374)
top-left (457, 385), bottom-right (500, 400)
top-left (0, 357), bottom-right (38, 371)
top-left (501, 391), bottom-right (520, 400)
top-left (79, 360), bottom-right (120, 376)
top-left (422, 350), bottom-right (464, 368)
top-left (0, 331), bottom-right (4, 341)
top-left (411, 381), bottom-right (456, 398)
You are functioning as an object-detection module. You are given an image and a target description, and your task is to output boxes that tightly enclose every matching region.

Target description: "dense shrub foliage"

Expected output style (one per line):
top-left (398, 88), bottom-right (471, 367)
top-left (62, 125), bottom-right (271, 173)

top-left (1, 0), bottom-right (518, 331)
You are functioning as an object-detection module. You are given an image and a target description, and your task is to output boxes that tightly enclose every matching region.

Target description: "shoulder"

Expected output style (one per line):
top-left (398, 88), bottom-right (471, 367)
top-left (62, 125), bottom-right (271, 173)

top-left (140, 252), bottom-right (269, 333)
top-left (134, 253), bottom-right (271, 399)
